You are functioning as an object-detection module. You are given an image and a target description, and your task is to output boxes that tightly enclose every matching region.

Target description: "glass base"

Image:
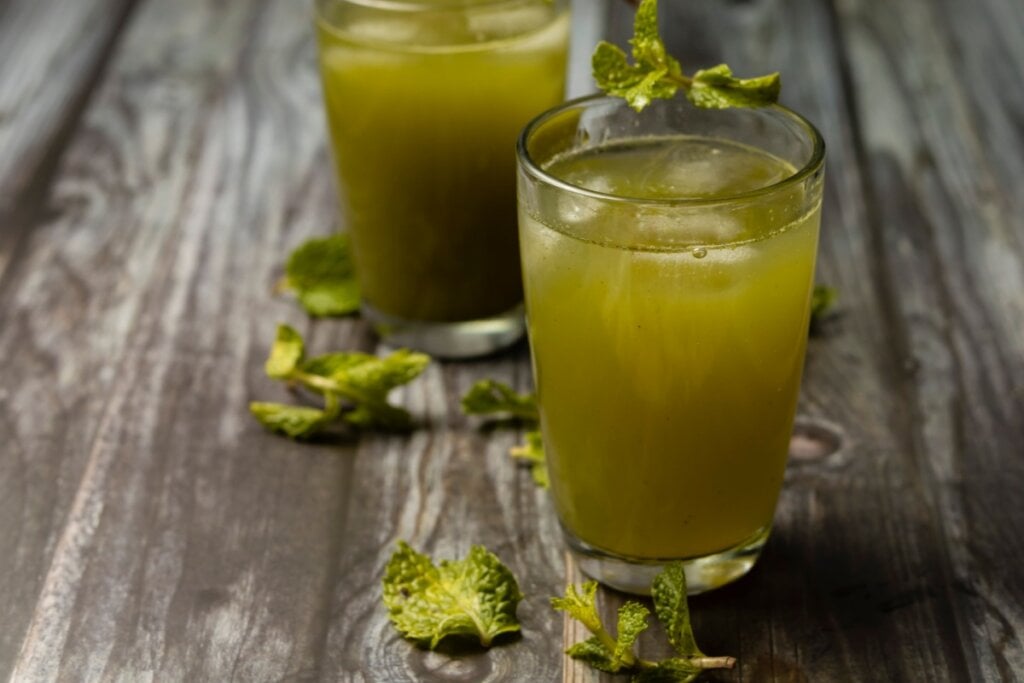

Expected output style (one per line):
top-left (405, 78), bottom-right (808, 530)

top-left (362, 302), bottom-right (525, 359)
top-left (566, 525), bottom-right (771, 596)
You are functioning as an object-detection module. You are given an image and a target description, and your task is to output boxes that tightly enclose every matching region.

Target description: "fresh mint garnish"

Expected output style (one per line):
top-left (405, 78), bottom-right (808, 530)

top-left (281, 233), bottom-right (359, 317)
top-left (593, 0), bottom-right (780, 112)
top-left (462, 379), bottom-right (547, 488)
top-left (382, 541), bottom-right (523, 649)
top-left (461, 379), bottom-right (539, 421)
top-left (555, 563), bottom-right (735, 682)
top-left (811, 284), bottom-right (838, 326)
top-left (250, 324), bottom-right (429, 438)
top-left (510, 430), bottom-right (548, 488)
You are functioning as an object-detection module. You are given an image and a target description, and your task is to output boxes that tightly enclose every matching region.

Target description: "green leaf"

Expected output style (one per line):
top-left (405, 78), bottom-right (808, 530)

top-left (551, 581), bottom-right (604, 634)
top-left (265, 324), bottom-right (304, 379)
top-left (554, 583), bottom-right (648, 673)
top-left (687, 64), bottom-right (781, 110)
top-left (510, 430), bottom-right (548, 488)
top-left (592, 0), bottom-right (780, 111)
top-left (249, 400), bottom-right (336, 439)
top-left (612, 602), bottom-right (651, 669)
top-left (651, 562), bottom-right (701, 658)
top-left (633, 659), bottom-right (702, 683)
top-left (382, 541), bottom-right (523, 649)
top-left (283, 233), bottom-right (360, 317)
top-left (811, 284), bottom-right (838, 325)
top-left (460, 379), bottom-right (538, 421)
top-left (566, 637), bottom-right (620, 673)
top-left (341, 349), bottom-right (431, 397)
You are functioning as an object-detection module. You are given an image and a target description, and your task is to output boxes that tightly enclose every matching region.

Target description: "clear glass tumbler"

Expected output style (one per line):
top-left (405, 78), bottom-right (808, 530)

top-left (516, 93), bottom-right (825, 594)
top-left (315, 0), bottom-right (570, 358)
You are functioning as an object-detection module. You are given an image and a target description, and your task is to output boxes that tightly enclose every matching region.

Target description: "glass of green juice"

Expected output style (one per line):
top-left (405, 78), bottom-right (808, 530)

top-left (314, 0), bottom-right (569, 358)
top-left (516, 94), bottom-right (825, 594)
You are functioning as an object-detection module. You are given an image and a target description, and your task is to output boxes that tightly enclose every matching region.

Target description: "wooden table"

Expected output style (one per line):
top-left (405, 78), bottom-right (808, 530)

top-left (2, 0), bottom-right (1022, 680)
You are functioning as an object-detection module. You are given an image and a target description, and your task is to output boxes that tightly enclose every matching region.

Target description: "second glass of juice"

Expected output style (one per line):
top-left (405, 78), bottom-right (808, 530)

top-left (315, 0), bottom-right (569, 358)
top-left (517, 94), bottom-right (825, 594)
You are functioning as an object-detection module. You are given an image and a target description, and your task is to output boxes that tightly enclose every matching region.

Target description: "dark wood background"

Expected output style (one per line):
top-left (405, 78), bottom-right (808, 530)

top-left (1, 0), bottom-right (1022, 680)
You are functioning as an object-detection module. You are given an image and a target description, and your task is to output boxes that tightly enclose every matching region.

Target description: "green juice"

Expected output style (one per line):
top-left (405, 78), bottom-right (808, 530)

top-left (520, 136), bottom-right (821, 560)
top-left (316, 3), bottom-right (569, 323)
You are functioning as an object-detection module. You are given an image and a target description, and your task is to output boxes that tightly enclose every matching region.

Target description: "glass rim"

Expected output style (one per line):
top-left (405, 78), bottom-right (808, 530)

top-left (315, 0), bottom-right (547, 12)
top-left (516, 93), bottom-right (827, 209)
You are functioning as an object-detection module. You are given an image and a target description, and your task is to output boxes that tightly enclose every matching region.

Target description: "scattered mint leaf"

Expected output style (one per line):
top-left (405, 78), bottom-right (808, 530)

top-left (462, 380), bottom-right (547, 488)
top-left (552, 580), bottom-right (604, 634)
top-left (382, 541), bottom-right (523, 649)
top-left (265, 324), bottom-right (305, 379)
top-left (250, 326), bottom-right (429, 438)
top-left (688, 64), bottom-right (781, 110)
top-left (591, 0), bottom-right (780, 112)
top-left (554, 566), bottom-right (734, 681)
top-left (460, 379), bottom-right (538, 421)
top-left (249, 400), bottom-right (336, 439)
top-left (553, 582), bottom-right (646, 673)
top-left (282, 233), bottom-right (359, 317)
top-left (510, 430), bottom-right (548, 488)
top-left (811, 284), bottom-right (838, 325)
top-left (651, 562), bottom-right (701, 658)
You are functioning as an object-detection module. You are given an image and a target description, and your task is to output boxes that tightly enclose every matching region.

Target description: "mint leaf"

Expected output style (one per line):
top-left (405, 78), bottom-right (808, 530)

top-left (460, 379), bottom-right (538, 421)
top-left (553, 582), bottom-right (648, 673)
top-left (688, 64), bottom-right (781, 110)
top-left (591, 0), bottom-right (780, 112)
top-left (252, 326), bottom-right (429, 437)
top-left (612, 602), bottom-right (651, 670)
top-left (651, 562), bottom-right (701, 657)
top-left (265, 324), bottom-right (304, 379)
top-left (249, 400), bottom-right (336, 439)
top-left (811, 284), bottom-right (838, 325)
top-left (510, 430), bottom-right (548, 488)
top-left (552, 581), bottom-right (604, 633)
top-left (283, 233), bottom-right (359, 317)
top-left (382, 541), bottom-right (523, 649)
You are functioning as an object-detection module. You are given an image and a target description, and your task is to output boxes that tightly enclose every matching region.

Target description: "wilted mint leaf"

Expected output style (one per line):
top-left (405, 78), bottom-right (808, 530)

top-left (382, 541), bottom-right (523, 649)
top-left (688, 64), bottom-right (781, 110)
top-left (283, 233), bottom-right (359, 317)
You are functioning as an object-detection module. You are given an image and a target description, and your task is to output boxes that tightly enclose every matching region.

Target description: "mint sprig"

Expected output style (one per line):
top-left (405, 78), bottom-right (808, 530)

top-left (250, 324), bottom-right (429, 438)
top-left (461, 379), bottom-right (548, 488)
top-left (383, 541), bottom-right (523, 649)
top-left (593, 0), bottom-right (780, 112)
top-left (555, 563), bottom-right (735, 682)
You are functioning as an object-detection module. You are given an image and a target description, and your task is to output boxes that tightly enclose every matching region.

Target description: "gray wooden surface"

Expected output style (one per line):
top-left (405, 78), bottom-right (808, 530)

top-left (0, 0), bottom-right (1021, 680)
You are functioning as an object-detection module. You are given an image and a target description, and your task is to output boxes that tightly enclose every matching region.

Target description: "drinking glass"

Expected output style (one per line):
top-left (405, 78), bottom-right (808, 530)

top-left (315, 0), bottom-right (570, 357)
top-left (516, 93), bottom-right (825, 594)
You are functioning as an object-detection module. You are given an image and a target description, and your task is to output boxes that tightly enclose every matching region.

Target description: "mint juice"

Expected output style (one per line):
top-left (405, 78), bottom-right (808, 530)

top-left (518, 99), bottom-right (825, 592)
top-left (316, 1), bottom-right (569, 330)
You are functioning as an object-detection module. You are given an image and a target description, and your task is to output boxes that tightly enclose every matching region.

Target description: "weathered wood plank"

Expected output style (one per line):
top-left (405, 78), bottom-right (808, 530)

top-left (0, 0), bottom-right (361, 679)
top-left (0, 0), bottom-right (136, 207)
top-left (834, 0), bottom-right (1024, 678)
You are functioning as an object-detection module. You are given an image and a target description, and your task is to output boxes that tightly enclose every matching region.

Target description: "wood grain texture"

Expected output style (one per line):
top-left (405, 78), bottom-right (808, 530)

top-left (0, 0), bottom-right (1022, 680)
